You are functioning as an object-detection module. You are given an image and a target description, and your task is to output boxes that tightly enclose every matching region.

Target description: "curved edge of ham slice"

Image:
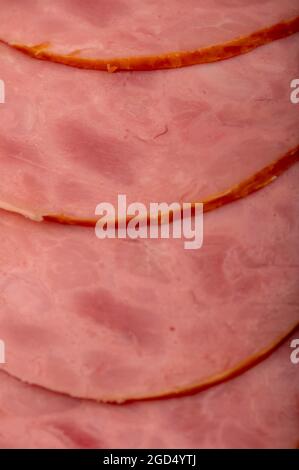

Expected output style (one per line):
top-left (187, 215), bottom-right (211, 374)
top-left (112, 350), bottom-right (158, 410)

top-left (2, 304), bottom-right (298, 405)
top-left (0, 321), bottom-right (299, 405)
top-left (0, 331), bottom-right (298, 448)
top-left (115, 322), bottom-right (299, 403)
top-left (37, 144), bottom-right (299, 227)
top-left (4, 16), bottom-right (299, 72)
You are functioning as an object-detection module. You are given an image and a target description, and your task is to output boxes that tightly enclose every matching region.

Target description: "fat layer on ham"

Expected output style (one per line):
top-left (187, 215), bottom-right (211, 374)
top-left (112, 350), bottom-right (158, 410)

top-left (0, 333), bottom-right (298, 449)
top-left (0, 0), bottom-right (298, 61)
top-left (0, 35), bottom-right (298, 222)
top-left (0, 165), bottom-right (298, 402)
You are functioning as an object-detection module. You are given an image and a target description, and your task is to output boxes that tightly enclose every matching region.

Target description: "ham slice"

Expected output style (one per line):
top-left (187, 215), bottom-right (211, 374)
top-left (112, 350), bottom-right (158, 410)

top-left (0, 165), bottom-right (298, 402)
top-left (0, 1), bottom-right (298, 70)
top-left (0, 332), bottom-right (298, 448)
top-left (0, 35), bottom-right (298, 223)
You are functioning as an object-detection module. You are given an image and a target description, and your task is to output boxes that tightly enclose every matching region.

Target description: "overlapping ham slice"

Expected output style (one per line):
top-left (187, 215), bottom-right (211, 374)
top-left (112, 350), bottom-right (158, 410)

top-left (0, 333), bottom-right (298, 449)
top-left (0, 1), bottom-right (298, 70)
top-left (0, 35), bottom-right (298, 223)
top-left (0, 165), bottom-right (298, 402)
top-left (0, 2), bottom-right (298, 450)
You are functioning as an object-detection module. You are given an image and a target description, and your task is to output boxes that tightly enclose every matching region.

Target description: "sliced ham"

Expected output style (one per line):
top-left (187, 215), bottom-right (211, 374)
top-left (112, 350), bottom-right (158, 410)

top-left (0, 1), bottom-right (298, 70)
top-left (0, 35), bottom-right (299, 223)
top-left (0, 165), bottom-right (298, 402)
top-left (0, 332), bottom-right (298, 448)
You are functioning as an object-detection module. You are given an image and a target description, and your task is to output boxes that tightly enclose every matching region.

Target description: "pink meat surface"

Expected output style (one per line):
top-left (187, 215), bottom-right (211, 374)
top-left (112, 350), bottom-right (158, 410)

top-left (0, 35), bottom-right (298, 221)
top-left (0, 0), bottom-right (298, 58)
top-left (0, 333), bottom-right (298, 448)
top-left (0, 165), bottom-right (298, 402)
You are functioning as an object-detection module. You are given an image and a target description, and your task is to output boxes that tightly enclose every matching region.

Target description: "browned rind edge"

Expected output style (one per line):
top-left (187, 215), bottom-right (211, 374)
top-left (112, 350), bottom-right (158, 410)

top-left (2, 322), bottom-right (298, 404)
top-left (136, 322), bottom-right (299, 404)
top-left (7, 16), bottom-right (299, 72)
top-left (43, 144), bottom-right (299, 228)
